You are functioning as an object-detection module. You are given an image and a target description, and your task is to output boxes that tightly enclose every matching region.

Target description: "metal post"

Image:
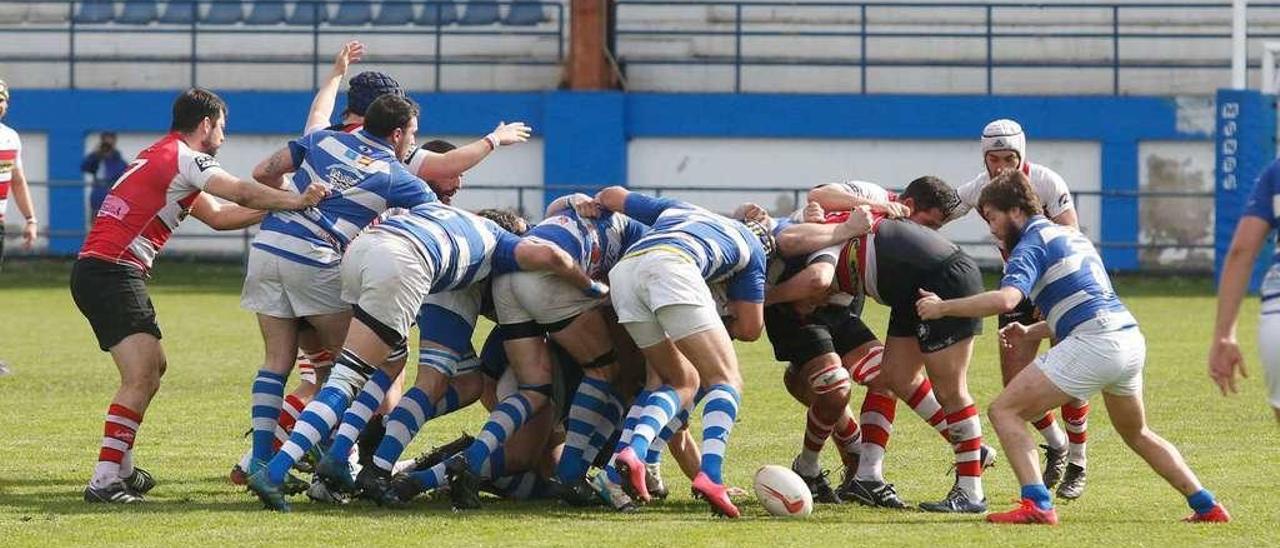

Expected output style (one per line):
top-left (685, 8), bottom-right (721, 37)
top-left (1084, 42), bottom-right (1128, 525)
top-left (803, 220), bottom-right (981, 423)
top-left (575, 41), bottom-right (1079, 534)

top-left (1264, 42), bottom-right (1280, 94)
top-left (312, 4), bottom-right (320, 90)
top-left (68, 0), bottom-right (76, 88)
top-left (734, 3), bottom-right (742, 93)
top-left (860, 3), bottom-right (867, 94)
top-left (434, 2), bottom-right (443, 92)
top-left (191, 2), bottom-right (199, 87)
top-left (985, 4), bottom-right (993, 95)
top-left (1231, 0), bottom-right (1248, 89)
top-left (556, 2), bottom-right (564, 62)
top-left (517, 187), bottom-right (525, 217)
top-left (1112, 5), bottom-right (1120, 95)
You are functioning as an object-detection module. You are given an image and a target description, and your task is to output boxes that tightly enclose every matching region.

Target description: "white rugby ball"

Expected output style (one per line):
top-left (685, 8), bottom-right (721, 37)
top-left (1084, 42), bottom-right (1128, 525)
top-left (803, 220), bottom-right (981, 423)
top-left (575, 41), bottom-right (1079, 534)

top-left (753, 465), bottom-right (813, 518)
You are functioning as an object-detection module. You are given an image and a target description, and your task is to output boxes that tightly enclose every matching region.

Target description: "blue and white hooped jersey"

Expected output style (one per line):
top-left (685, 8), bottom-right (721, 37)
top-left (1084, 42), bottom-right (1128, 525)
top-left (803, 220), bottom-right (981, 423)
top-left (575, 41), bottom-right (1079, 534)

top-left (527, 209), bottom-right (648, 280)
top-left (375, 202), bottom-right (522, 294)
top-left (1002, 216), bottom-right (1135, 338)
top-left (1242, 159), bottom-right (1280, 312)
top-left (254, 129), bottom-right (436, 267)
top-left (622, 193), bottom-right (772, 303)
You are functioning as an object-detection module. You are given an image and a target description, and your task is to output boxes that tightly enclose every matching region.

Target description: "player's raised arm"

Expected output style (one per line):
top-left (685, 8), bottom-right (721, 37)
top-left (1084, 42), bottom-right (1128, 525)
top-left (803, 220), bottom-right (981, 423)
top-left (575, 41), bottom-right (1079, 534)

top-left (303, 40), bottom-right (364, 135)
top-left (775, 206), bottom-right (874, 257)
top-left (188, 193), bottom-right (267, 230)
top-left (411, 121), bottom-right (531, 182)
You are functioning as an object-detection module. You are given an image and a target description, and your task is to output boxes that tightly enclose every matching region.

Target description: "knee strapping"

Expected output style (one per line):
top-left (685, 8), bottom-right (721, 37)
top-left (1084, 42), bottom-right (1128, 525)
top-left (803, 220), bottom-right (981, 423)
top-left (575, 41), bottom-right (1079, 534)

top-left (386, 341), bottom-right (409, 364)
top-left (328, 349), bottom-right (376, 398)
top-left (810, 364), bottom-right (852, 395)
top-left (849, 345), bottom-right (885, 386)
top-left (519, 383), bottom-right (553, 398)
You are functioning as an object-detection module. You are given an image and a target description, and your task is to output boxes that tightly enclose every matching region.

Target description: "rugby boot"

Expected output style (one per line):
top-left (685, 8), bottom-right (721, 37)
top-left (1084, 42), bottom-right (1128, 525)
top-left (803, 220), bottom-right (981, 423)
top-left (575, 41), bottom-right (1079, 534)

top-left (986, 499), bottom-right (1059, 525)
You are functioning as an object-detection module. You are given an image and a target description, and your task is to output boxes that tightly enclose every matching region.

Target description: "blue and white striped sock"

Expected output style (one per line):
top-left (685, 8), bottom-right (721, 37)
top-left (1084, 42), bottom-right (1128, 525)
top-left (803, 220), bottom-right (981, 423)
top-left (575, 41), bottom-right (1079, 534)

top-left (435, 385), bottom-right (463, 417)
top-left (373, 386), bottom-right (434, 472)
top-left (408, 461), bottom-right (447, 492)
top-left (327, 368), bottom-right (393, 463)
top-left (627, 385), bottom-right (679, 463)
top-left (266, 350), bottom-right (371, 485)
top-left (700, 383), bottom-right (741, 485)
top-left (250, 369), bottom-right (286, 464)
top-left (463, 393), bottom-right (535, 475)
top-left (646, 407), bottom-right (690, 465)
top-left (605, 390), bottom-right (650, 483)
top-left (582, 393), bottom-right (624, 471)
top-left (556, 377), bottom-right (615, 483)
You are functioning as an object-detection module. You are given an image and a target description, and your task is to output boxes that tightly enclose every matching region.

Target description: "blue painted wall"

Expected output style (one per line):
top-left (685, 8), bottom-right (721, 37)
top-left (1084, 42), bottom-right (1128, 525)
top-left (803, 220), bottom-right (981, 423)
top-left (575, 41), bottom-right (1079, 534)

top-left (8, 90), bottom-right (1207, 268)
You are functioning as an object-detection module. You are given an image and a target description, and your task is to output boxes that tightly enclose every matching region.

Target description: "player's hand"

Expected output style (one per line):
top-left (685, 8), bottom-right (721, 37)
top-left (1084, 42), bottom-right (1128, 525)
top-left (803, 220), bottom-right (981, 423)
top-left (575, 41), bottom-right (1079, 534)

top-left (300, 183), bottom-right (330, 208)
top-left (841, 205), bottom-right (874, 237)
top-left (21, 219), bottom-right (36, 250)
top-left (1208, 337), bottom-right (1248, 396)
top-left (734, 202), bottom-right (768, 222)
top-left (802, 201), bottom-right (825, 223)
top-left (569, 194), bottom-right (601, 219)
top-left (916, 289), bottom-right (945, 320)
top-left (875, 200), bottom-right (911, 219)
top-left (331, 40), bottom-right (364, 77)
top-left (489, 122), bottom-right (532, 146)
top-left (999, 322), bottom-right (1031, 349)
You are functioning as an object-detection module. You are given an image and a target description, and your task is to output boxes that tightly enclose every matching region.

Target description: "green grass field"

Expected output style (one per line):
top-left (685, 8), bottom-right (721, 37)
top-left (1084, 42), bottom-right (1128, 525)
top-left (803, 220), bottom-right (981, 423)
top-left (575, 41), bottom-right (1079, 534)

top-left (1, 260), bottom-right (1276, 547)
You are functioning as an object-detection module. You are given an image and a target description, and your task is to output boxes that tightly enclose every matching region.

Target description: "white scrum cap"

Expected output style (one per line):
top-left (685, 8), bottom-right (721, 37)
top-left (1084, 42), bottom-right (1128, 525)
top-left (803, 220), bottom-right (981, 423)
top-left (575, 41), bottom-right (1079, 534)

top-left (980, 119), bottom-right (1026, 167)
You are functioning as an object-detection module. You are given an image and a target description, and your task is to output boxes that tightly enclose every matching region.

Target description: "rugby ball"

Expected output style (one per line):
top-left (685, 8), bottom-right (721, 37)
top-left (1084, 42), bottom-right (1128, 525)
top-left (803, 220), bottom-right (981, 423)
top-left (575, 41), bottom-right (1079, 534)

top-left (753, 465), bottom-right (813, 518)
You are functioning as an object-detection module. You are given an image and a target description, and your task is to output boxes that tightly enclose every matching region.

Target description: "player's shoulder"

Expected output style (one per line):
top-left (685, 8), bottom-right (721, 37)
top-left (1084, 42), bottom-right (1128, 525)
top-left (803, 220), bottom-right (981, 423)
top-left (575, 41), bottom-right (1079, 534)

top-left (956, 172), bottom-right (987, 203)
top-left (1026, 162), bottom-right (1068, 187)
top-left (0, 122), bottom-right (18, 143)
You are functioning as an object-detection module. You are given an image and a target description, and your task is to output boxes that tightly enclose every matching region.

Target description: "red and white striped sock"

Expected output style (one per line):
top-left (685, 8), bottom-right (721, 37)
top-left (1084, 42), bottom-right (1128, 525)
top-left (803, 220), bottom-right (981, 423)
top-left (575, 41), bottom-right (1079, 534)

top-left (1031, 411), bottom-right (1068, 451)
top-left (272, 394), bottom-right (307, 452)
top-left (948, 405), bottom-right (984, 501)
top-left (855, 392), bottom-right (896, 482)
top-left (831, 412), bottom-right (862, 468)
top-left (91, 403), bottom-right (143, 489)
top-left (1061, 401), bottom-right (1089, 467)
top-left (905, 378), bottom-right (950, 442)
top-left (797, 406), bottom-right (836, 476)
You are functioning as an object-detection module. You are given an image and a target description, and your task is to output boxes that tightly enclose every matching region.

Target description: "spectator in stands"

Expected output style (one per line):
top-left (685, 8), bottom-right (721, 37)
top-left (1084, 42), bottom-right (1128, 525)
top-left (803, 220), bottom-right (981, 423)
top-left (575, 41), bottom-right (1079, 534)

top-left (81, 131), bottom-right (127, 217)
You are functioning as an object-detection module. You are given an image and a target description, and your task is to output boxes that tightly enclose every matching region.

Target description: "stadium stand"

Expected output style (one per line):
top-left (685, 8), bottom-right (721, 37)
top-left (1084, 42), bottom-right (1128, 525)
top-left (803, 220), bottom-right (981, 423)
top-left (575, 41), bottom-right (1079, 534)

top-left (158, 0), bottom-right (197, 24)
top-left (503, 0), bottom-right (543, 26)
top-left (202, 0), bottom-right (245, 24)
top-left (415, 0), bottom-right (458, 26)
top-left (244, 0), bottom-right (285, 24)
top-left (458, 0), bottom-right (499, 25)
top-left (331, 0), bottom-right (373, 25)
top-left (73, 0), bottom-right (113, 23)
top-left (117, 0), bottom-right (159, 24)
top-left (372, 0), bottom-right (413, 26)
top-left (285, 0), bottom-right (328, 25)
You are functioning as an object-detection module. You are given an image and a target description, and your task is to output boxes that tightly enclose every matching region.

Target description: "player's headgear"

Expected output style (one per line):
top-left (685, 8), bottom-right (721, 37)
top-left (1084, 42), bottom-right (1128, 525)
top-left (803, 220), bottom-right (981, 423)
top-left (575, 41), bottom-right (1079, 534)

top-left (741, 217), bottom-right (778, 257)
top-left (0, 79), bottom-right (9, 101)
top-left (981, 118), bottom-right (1026, 167)
top-left (347, 71), bottom-right (404, 117)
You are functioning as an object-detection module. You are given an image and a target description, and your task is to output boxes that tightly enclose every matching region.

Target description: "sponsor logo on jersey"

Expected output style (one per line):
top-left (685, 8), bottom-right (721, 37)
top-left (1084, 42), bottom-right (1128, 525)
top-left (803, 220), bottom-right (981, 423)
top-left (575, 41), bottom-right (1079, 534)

top-left (194, 155), bottom-right (219, 171)
top-left (99, 194), bottom-right (130, 220)
top-left (325, 164), bottom-right (363, 190)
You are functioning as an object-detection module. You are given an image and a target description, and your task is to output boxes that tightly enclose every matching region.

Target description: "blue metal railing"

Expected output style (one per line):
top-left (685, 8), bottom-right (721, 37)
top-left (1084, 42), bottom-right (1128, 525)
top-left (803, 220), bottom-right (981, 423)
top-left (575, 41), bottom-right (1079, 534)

top-left (614, 1), bottom-right (1280, 94)
top-left (0, 0), bottom-right (565, 91)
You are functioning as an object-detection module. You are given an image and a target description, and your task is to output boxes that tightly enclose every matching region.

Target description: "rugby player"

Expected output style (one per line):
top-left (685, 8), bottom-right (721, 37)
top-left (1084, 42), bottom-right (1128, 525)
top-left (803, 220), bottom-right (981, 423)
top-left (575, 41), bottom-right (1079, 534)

top-left (917, 170), bottom-right (1230, 524)
top-left (772, 178), bottom-right (971, 507)
top-left (0, 78), bottom-right (37, 265)
top-left (72, 88), bottom-right (327, 503)
top-left (950, 119), bottom-right (1089, 498)
top-left (589, 187), bottom-right (872, 517)
top-left (242, 94), bottom-right (438, 487)
top-left (1209, 157), bottom-right (1280, 421)
top-left (246, 201), bottom-right (596, 512)
top-left (822, 182), bottom-right (990, 512)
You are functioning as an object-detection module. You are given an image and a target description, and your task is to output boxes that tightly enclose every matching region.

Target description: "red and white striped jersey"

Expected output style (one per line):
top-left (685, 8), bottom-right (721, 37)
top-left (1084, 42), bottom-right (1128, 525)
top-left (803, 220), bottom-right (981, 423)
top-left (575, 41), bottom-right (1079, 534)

top-left (0, 122), bottom-right (22, 216)
top-left (78, 133), bottom-right (227, 273)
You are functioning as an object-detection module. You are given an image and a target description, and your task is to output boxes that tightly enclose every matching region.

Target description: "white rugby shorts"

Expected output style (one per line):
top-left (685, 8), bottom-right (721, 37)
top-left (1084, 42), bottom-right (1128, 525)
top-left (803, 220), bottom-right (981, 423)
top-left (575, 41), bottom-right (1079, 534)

top-left (1035, 326), bottom-right (1145, 401)
top-left (240, 248), bottom-right (346, 318)
top-left (340, 231), bottom-right (433, 340)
